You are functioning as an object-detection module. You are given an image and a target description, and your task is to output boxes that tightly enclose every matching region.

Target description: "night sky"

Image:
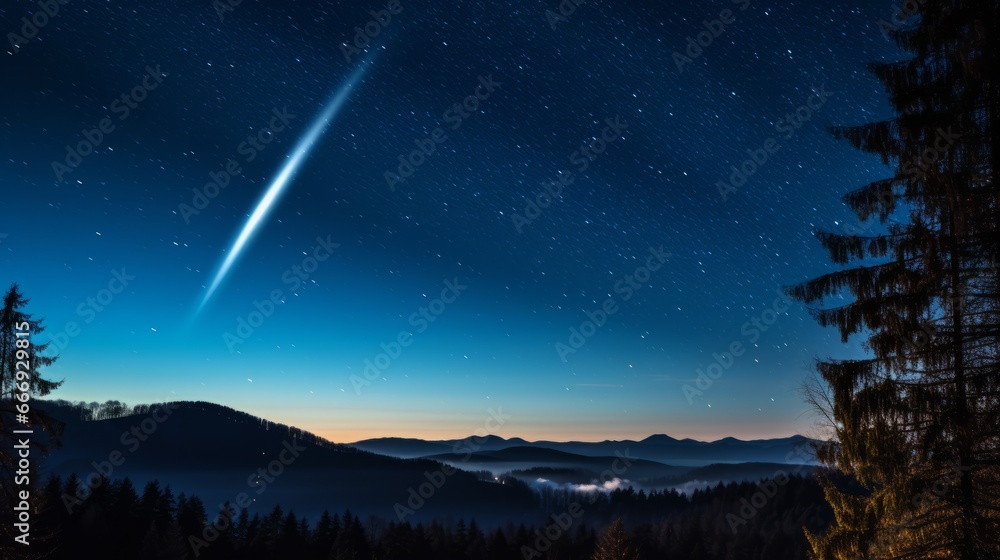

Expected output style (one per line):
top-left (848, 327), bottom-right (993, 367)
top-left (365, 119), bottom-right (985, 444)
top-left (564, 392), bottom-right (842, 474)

top-left (1, 0), bottom-right (898, 442)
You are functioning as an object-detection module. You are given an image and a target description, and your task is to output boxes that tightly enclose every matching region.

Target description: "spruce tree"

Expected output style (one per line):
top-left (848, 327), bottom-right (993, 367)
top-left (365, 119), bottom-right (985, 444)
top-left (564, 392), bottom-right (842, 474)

top-left (592, 518), bottom-right (640, 560)
top-left (0, 284), bottom-right (63, 446)
top-left (0, 284), bottom-right (64, 554)
top-left (792, 0), bottom-right (1000, 558)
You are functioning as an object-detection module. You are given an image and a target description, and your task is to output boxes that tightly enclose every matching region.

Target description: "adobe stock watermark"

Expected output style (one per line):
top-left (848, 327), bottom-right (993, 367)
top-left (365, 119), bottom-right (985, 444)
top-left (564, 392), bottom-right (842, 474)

top-left (48, 268), bottom-right (135, 355)
top-left (683, 288), bottom-right (793, 404)
top-left (726, 441), bottom-right (812, 533)
top-left (876, 0), bottom-right (927, 41)
top-left (673, 0), bottom-right (751, 73)
top-left (341, 0), bottom-right (402, 62)
top-left (212, 0), bottom-right (245, 22)
top-left (351, 278), bottom-right (468, 393)
top-left (178, 107), bottom-right (296, 224)
top-left (911, 460), bottom-right (972, 508)
top-left (715, 85), bottom-right (832, 201)
top-left (51, 65), bottom-right (169, 182)
top-left (188, 439), bottom-right (306, 557)
top-left (61, 403), bottom-right (180, 513)
top-left (865, 126), bottom-right (961, 212)
top-left (6, 0), bottom-right (70, 55)
top-left (394, 406), bottom-right (511, 521)
top-left (901, 126), bottom-right (961, 177)
top-left (384, 75), bottom-right (501, 191)
top-left (556, 246), bottom-right (671, 362)
top-left (544, 0), bottom-right (594, 30)
top-left (511, 117), bottom-right (628, 233)
top-left (522, 450), bottom-right (635, 558)
top-left (223, 236), bottom-right (339, 352)
top-left (521, 503), bottom-right (585, 559)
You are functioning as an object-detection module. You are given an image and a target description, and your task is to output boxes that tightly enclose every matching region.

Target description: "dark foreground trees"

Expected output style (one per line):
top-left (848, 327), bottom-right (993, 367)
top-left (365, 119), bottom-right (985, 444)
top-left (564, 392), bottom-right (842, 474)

top-left (17, 472), bottom-right (828, 559)
top-left (0, 284), bottom-right (64, 551)
top-left (791, 0), bottom-right (1000, 558)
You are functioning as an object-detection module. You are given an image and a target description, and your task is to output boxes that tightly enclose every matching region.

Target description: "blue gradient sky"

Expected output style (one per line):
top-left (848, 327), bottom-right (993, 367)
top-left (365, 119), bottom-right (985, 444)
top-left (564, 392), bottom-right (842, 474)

top-left (0, 0), bottom-right (896, 442)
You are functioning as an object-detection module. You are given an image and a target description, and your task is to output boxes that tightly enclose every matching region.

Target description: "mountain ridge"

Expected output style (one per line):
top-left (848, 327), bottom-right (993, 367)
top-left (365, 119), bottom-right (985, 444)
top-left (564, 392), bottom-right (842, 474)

top-left (351, 432), bottom-right (810, 447)
top-left (349, 432), bottom-right (818, 466)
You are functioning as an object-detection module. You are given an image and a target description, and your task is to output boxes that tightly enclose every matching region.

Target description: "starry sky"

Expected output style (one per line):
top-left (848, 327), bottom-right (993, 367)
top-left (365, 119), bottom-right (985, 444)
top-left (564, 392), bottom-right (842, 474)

top-left (1, 0), bottom-right (900, 442)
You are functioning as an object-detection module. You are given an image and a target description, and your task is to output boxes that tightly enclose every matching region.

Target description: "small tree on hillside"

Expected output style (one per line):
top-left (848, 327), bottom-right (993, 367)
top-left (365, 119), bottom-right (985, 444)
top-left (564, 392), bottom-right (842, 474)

top-left (592, 518), bottom-right (640, 560)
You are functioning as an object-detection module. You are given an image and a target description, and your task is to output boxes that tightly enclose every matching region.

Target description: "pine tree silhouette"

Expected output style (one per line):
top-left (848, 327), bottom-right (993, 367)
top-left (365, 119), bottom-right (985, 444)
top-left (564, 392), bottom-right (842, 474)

top-left (592, 518), bottom-right (640, 560)
top-left (792, 0), bottom-right (1000, 557)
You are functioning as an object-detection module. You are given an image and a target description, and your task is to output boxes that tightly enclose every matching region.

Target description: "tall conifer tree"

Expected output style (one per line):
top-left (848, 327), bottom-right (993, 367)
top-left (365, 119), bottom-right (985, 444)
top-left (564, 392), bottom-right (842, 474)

top-left (0, 284), bottom-right (64, 554)
top-left (792, 1), bottom-right (1000, 558)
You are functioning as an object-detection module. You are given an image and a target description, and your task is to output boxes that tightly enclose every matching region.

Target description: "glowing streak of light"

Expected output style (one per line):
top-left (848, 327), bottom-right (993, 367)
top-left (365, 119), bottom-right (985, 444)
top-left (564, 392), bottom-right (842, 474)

top-left (198, 62), bottom-right (371, 310)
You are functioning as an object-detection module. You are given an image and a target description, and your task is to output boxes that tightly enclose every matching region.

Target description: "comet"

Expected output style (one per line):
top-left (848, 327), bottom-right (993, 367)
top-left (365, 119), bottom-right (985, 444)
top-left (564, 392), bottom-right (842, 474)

top-left (197, 60), bottom-right (373, 310)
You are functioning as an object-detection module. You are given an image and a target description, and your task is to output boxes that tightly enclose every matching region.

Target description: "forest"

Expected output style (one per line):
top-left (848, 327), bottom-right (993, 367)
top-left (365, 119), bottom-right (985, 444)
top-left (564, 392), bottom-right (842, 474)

top-left (26, 471), bottom-right (830, 560)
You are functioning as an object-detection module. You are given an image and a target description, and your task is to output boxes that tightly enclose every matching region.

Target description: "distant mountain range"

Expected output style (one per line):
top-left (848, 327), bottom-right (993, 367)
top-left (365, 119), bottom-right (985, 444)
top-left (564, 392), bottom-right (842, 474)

top-left (349, 432), bottom-right (818, 467)
top-left (33, 399), bottom-right (820, 526)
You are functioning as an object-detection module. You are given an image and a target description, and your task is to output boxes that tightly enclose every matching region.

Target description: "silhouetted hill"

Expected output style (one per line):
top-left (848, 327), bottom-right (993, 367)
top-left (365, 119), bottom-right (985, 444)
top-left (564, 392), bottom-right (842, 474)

top-left (424, 445), bottom-right (690, 480)
top-left (28, 399), bottom-right (819, 529)
top-left (349, 434), bottom-right (529, 458)
top-left (33, 400), bottom-right (536, 524)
